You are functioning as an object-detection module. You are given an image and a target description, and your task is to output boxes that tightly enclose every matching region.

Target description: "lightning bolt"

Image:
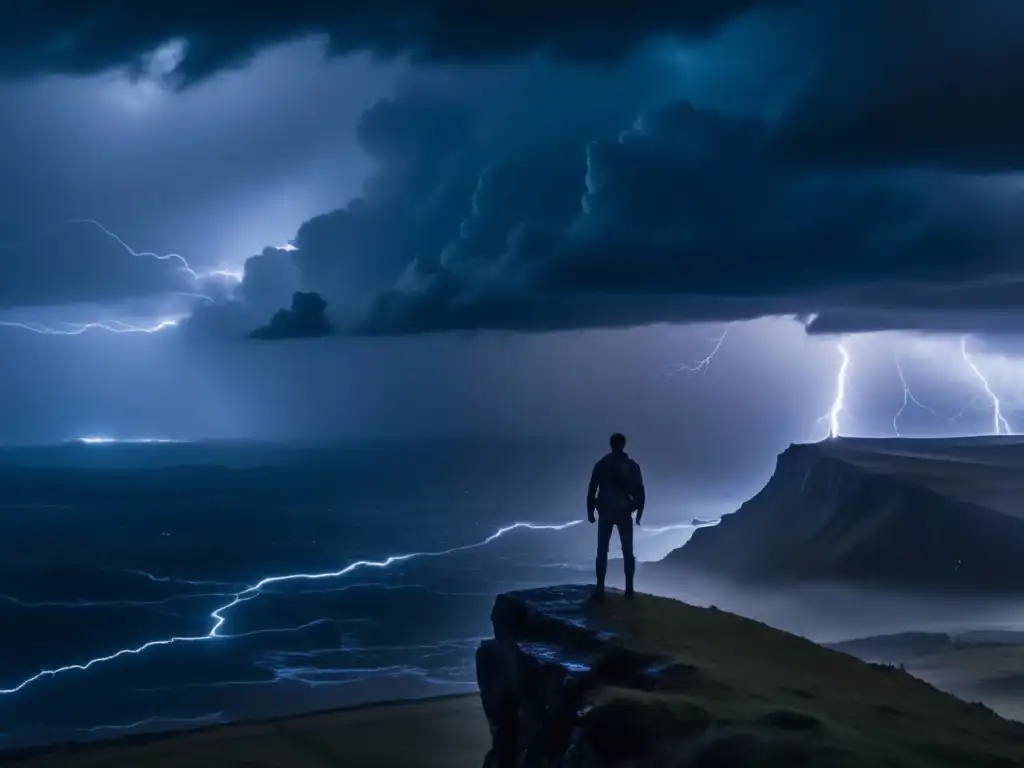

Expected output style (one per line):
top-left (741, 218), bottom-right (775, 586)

top-left (66, 219), bottom-right (252, 285)
top-left (960, 335), bottom-right (1013, 435)
top-left (0, 520), bottom-right (583, 695)
top-left (668, 328), bottom-right (729, 376)
top-left (0, 318), bottom-right (180, 336)
top-left (0, 220), bottom-right (263, 338)
top-left (892, 350), bottom-right (981, 436)
top-left (67, 219), bottom-right (202, 281)
top-left (77, 711), bottom-right (224, 735)
top-left (812, 341), bottom-right (850, 440)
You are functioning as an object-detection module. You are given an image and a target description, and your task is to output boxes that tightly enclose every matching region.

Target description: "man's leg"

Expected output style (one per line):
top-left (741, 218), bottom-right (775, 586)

top-left (595, 514), bottom-right (614, 597)
top-left (617, 515), bottom-right (636, 598)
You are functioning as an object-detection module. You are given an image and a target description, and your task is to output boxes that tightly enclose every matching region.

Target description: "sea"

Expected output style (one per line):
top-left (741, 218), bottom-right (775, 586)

top-left (0, 439), bottom-right (725, 750)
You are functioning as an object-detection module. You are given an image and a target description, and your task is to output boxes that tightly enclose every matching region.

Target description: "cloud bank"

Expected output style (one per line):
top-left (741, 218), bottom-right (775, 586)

top-left (1, 1), bottom-right (764, 86)
top-left (13, 0), bottom-right (1024, 339)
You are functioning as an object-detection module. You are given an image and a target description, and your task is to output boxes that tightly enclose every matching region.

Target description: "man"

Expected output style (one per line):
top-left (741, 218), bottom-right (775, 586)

top-left (587, 432), bottom-right (645, 601)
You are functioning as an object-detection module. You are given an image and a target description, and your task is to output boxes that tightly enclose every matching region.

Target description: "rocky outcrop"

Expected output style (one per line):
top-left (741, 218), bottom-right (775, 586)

top-left (476, 585), bottom-right (1024, 767)
top-left (655, 438), bottom-right (1024, 592)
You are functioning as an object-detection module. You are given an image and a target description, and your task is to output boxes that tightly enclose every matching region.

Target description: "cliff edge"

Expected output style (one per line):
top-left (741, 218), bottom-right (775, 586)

top-left (476, 585), bottom-right (1024, 767)
top-left (656, 436), bottom-right (1024, 592)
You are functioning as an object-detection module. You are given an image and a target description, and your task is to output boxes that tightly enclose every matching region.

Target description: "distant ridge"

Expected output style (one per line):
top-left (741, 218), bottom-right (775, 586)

top-left (654, 436), bottom-right (1024, 593)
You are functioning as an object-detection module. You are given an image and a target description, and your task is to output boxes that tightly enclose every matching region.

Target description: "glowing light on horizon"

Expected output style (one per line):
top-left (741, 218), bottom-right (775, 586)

top-left (0, 520), bottom-right (584, 695)
top-left (74, 436), bottom-right (184, 445)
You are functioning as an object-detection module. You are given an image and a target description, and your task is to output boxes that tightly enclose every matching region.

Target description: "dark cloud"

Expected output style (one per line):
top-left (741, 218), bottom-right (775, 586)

top-left (156, 5), bottom-right (1024, 340)
top-left (3, 1), bottom-right (768, 87)
top-left (774, 1), bottom-right (1024, 172)
top-left (288, 94), bottom-right (479, 299)
top-left (0, 220), bottom-right (194, 310)
top-left (180, 246), bottom-right (300, 339)
top-left (233, 58), bottom-right (686, 336)
top-left (249, 291), bottom-right (332, 340)
top-left (801, 272), bottom-right (1024, 335)
top-left (347, 100), bottom-right (1024, 335)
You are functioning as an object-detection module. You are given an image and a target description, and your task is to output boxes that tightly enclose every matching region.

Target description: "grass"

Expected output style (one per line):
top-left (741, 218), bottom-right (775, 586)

top-left (1, 694), bottom-right (490, 768)
top-left (574, 592), bottom-right (1024, 766)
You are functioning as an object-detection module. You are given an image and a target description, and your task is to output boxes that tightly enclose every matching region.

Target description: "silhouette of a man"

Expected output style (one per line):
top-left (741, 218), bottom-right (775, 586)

top-left (587, 432), bottom-right (645, 601)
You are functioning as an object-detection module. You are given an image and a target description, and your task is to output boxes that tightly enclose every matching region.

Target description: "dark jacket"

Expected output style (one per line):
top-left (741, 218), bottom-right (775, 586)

top-left (587, 451), bottom-right (645, 516)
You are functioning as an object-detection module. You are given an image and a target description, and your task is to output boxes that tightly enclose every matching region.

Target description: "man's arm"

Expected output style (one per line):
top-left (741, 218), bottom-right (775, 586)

top-left (632, 461), bottom-right (646, 523)
top-left (586, 461), bottom-right (600, 523)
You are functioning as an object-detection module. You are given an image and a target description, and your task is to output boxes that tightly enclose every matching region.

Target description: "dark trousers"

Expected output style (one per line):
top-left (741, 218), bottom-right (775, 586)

top-left (596, 511), bottom-right (636, 590)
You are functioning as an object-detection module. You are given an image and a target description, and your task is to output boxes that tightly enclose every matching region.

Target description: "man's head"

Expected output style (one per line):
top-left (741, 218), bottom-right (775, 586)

top-left (609, 433), bottom-right (627, 453)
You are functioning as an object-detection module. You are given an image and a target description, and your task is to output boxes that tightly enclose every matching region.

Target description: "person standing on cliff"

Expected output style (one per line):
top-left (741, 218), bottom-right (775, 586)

top-left (587, 432), bottom-right (645, 601)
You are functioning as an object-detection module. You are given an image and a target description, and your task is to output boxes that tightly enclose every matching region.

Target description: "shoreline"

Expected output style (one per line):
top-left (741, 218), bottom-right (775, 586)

top-left (0, 692), bottom-right (484, 767)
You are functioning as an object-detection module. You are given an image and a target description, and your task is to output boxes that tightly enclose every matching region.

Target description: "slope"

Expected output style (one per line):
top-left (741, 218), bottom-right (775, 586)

top-left (655, 437), bottom-right (1024, 592)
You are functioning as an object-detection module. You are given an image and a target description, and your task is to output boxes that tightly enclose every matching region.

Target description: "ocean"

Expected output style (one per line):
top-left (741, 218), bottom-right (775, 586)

top-left (0, 439), bottom-right (720, 750)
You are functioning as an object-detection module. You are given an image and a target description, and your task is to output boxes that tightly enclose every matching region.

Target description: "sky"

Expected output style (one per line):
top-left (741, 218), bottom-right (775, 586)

top-left (2, 0), bottom-right (1024, 490)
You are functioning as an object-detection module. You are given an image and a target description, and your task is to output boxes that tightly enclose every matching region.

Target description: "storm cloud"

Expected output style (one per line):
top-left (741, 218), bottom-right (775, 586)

top-left (2, 1), bottom-right (766, 86)
top-left (1, 1), bottom-right (1023, 450)
top-left (775, 0), bottom-right (1024, 172)
top-left (250, 291), bottom-right (332, 340)
top-left (236, 92), bottom-right (1024, 337)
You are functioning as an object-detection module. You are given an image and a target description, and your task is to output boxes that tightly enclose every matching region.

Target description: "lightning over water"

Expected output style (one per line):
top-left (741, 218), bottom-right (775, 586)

top-left (0, 520), bottom-right (583, 695)
top-left (77, 711), bottom-right (225, 735)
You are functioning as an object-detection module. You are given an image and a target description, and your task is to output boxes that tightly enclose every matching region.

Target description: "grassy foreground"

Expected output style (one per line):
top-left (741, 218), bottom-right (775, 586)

top-left (567, 591), bottom-right (1024, 766)
top-left (0, 694), bottom-right (490, 768)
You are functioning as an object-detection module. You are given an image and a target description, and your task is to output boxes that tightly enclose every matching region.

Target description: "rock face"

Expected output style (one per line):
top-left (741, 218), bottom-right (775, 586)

top-left (476, 585), bottom-right (1024, 767)
top-left (657, 437), bottom-right (1024, 592)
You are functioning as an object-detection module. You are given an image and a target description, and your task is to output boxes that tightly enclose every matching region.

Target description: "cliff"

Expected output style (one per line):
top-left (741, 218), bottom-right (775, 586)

top-left (656, 437), bottom-right (1024, 592)
top-left (475, 585), bottom-right (1024, 767)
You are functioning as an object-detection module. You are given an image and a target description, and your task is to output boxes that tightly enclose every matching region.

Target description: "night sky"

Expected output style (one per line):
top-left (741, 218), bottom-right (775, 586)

top-left (2, 1), bottom-right (1023, 487)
